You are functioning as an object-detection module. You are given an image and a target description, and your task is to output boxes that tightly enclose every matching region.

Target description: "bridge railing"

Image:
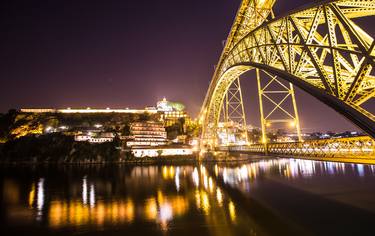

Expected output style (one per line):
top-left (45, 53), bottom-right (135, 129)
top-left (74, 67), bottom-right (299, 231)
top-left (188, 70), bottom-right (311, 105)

top-left (218, 136), bottom-right (375, 161)
top-left (218, 144), bottom-right (266, 153)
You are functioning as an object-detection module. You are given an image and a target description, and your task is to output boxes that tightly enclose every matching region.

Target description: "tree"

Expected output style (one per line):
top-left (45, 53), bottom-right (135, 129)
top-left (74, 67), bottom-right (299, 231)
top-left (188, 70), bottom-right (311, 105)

top-left (248, 128), bottom-right (262, 143)
top-left (139, 112), bottom-right (150, 122)
top-left (166, 124), bottom-right (180, 140)
top-left (122, 124), bottom-right (131, 136)
top-left (0, 109), bottom-right (18, 141)
top-left (177, 117), bottom-right (185, 134)
top-left (157, 150), bottom-right (163, 157)
top-left (186, 121), bottom-right (201, 138)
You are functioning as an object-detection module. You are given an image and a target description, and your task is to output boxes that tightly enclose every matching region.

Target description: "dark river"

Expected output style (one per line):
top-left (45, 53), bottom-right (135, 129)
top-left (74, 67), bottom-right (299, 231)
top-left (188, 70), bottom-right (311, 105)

top-left (1, 158), bottom-right (375, 236)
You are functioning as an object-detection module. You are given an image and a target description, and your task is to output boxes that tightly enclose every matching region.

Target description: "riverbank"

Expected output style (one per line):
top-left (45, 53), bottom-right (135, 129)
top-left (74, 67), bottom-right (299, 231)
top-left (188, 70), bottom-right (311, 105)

top-left (0, 134), bottom-right (268, 165)
top-left (0, 156), bottom-right (198, 165)
top-left (0, 134), bottom-right (121, 164)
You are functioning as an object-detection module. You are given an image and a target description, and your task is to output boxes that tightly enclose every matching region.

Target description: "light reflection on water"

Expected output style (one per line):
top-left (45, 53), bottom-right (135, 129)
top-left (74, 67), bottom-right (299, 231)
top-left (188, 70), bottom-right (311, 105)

top-left (1, 164), bottom-right (242, 235)
top-left (218, 159), bottom-right (375, 189)
top-left (1, 158), bottom-right (375, 235)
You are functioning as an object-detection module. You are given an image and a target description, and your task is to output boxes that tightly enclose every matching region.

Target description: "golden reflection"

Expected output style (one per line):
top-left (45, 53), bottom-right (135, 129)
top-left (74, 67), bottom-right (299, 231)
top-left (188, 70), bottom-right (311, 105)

top-left (203, 175), bottom-right (208, 189)
top-left (195, 190), bottom-right (201, 209)
top-left (208, 177), bottom-right (214, 192)
top-left (195, 189), bottom-right (210, 214)
top-left (216, 188), bottom-right (223, 207)
top-left (170, 196), bottom-right (188, 216)
top-left (162, 166), bottom-right (168, 179)
top-left (145, 198), bottom-right (158, 220)
top-left (48, 199), bottom-right (135, 228)
top-left (228, 201), bottom-right (236, 222)
top-left (201, 191), bottom-right (210, 214)
top-left (192, 167), bottom-right (199, 187)
top-left (217, 159), bottom-right (372, 186)
top-left (28, 183), bottom-right (35, 207)
top-left (12, 165), bottom-right (252, 231)
top-left (148, 191), bottom-right (189, 231)
top-left (162, 166), bottom-right (175, 179)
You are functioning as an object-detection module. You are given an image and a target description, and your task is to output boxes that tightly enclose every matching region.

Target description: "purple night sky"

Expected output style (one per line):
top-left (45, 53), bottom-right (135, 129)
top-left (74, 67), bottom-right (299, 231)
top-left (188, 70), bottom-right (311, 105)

top-left (0, 0), bottom-right (373, 132)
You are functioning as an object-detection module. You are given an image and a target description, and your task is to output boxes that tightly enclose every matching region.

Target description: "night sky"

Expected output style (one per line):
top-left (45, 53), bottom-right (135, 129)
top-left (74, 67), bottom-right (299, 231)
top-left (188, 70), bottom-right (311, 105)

top-left (0, 0), bottom-right (371, 132)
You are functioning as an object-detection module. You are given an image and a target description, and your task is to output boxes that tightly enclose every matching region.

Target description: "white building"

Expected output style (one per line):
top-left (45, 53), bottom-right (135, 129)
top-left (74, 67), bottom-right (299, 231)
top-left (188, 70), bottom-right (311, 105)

top-left (75, 132), bottom-right (115, 143)
top-left (127, 121), bottom-right (168, 147)
top-left (132, 147), bottom-right (193, 158)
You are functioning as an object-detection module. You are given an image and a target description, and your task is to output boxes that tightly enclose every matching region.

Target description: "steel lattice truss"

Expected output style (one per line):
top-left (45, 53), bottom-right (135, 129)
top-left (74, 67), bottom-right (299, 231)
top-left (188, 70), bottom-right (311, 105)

top-left (257, 69), bottom-right (302, 143)
top-left (201, 0), bottom-right (375, 145)
top-left (219, 78), bottom-right (249, 144)
top-left (223, 136), bottom-right (375, 162)
top-left (223, 78), bottom-right (247, 126)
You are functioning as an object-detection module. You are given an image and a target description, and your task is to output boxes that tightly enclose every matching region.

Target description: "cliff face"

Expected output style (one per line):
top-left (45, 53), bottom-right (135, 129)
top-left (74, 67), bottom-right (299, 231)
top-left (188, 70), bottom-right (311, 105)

top-left (0, 134), bottom-right (120, 163)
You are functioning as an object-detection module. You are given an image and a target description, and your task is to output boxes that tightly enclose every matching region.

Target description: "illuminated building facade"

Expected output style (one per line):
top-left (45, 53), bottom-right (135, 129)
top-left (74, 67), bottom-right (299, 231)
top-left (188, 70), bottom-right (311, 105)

top-left (132, 147), bottom-right (193, 158)
top-left (127, 121), bottom-right (168, 147)
top-left (162, 111), bottom-right (188, 127)
top-left (157, 98), bottom-right (189, 127)
top-left (74, 132), bottom-right (115, 143)
top-left (20, 97), bottom-right (191, 128)
top-left (20, 108), bottom-right (157, 114)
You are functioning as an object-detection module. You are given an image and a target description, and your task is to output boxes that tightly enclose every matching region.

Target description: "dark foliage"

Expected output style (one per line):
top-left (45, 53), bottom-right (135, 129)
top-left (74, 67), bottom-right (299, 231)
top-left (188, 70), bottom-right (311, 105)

top-left (0, 134), bottom-right (120, 163)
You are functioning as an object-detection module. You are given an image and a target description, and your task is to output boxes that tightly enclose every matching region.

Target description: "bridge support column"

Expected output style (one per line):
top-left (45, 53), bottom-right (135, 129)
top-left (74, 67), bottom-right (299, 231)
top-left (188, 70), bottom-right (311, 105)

top-left (256, 69), bottom-right (302, 144)
top-left (220, 77), bottom-right (249, 145)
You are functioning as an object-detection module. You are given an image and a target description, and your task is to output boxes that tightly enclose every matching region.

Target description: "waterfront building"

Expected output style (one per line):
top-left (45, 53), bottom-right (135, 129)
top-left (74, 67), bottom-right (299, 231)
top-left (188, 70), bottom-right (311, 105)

top-left (127, 121), bottom-right (168, 147)
top-left (74, 132), bottom-right (115, 143)
top-left (131, 146), bottom-right (193, 158)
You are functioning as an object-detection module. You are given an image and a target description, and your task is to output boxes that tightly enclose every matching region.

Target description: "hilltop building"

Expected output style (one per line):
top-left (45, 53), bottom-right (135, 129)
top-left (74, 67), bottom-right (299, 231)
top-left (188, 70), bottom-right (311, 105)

top-left (18, 98), bottom-right (191, 143)
top-left (20, 98), bottom-right (190, 127)
top-left (157, 98), bottom-right (189, 126)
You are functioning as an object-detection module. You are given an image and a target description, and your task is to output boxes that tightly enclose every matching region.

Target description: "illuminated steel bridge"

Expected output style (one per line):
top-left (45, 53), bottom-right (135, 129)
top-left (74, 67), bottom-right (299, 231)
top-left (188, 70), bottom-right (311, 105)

top-left (200, 0), bottom-right (375, 162)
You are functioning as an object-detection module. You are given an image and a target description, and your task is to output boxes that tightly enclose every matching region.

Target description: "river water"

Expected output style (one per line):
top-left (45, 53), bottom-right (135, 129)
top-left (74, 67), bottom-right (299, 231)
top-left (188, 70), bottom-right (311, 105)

top-left (1, 158), bottom-right (375, 236)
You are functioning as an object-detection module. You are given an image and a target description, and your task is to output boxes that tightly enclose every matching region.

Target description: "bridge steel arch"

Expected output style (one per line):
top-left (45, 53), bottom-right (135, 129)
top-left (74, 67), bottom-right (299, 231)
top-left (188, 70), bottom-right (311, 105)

top-left (201, 0), bottom-right (375, 145)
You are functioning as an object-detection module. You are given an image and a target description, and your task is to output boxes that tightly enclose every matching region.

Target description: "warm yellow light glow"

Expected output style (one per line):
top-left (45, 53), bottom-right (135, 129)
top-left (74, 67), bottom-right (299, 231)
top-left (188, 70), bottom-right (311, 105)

top-left (216, 188), bottom-right (223, 206)
top-left (201, 191), bottom-right (210, 214)
top-left (192, 167), bottom-right (199, 187)
top-left (228, 201), bottom-right (236, 222)
top-left (145, 198), bottom-right (158, 220)
top-left (28, 183), bottom-right (35, 207)
top-left (48, 199), bottom-right (136, 228)
top-left (208, 177), bottom-right (214, 193)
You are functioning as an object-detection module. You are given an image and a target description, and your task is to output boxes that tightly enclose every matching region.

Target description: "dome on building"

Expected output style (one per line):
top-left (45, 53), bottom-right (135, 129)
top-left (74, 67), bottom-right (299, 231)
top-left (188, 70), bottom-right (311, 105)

top-left (157, 98), bottom-right (185, 112)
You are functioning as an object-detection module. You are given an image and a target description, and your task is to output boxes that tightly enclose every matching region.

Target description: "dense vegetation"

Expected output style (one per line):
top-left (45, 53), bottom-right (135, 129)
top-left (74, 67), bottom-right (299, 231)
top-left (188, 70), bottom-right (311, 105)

top-left (0, 109), bottom-right (201, 163)
top-left (0, 110), bottom-right (161, 142)
top-left (0, 133), bottom-right (121, 163)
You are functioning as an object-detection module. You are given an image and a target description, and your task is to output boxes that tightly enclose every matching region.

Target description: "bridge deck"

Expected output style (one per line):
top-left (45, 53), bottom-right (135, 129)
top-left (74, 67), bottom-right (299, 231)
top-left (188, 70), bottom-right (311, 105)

top-left (217, 136), bottom-right (375, 164)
